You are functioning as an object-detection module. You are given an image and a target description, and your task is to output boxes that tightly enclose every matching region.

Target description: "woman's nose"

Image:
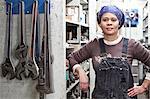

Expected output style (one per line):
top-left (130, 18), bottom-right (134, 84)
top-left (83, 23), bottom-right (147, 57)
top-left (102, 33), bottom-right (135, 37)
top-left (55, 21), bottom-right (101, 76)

top-left (107, 20), bottom-right (112, 25)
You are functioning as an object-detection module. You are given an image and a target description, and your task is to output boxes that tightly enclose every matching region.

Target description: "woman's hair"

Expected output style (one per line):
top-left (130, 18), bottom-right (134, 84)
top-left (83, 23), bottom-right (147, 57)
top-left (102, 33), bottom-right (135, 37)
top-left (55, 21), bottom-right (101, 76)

top-left (97, 5), bottom-right (125, 29)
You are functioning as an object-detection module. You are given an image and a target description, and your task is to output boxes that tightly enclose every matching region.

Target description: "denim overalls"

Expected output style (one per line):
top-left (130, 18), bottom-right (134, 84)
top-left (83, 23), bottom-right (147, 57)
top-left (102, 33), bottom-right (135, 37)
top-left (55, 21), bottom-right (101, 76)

top-left (92, 38), bottom-right (137, 99)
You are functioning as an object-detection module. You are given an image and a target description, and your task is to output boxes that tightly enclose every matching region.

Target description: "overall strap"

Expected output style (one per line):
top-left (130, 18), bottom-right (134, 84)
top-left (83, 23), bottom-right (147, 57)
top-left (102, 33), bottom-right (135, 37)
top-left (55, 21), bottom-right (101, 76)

top-left (99, 38), bottom-right (106, 56)
top-left (122, 38), bottom-right (135, 92)
top-left (122, 38), bottom-right (129, 58)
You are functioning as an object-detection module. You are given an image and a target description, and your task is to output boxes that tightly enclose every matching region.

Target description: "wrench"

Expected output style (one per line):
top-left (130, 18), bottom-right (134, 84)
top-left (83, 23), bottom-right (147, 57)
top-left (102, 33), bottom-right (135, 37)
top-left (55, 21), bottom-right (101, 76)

top-left (1, 3), bottom-right (15, 80)
top-left (15, 1), bottom-right (28, 80)
top-left (25, 0), bottom-right (39, 80)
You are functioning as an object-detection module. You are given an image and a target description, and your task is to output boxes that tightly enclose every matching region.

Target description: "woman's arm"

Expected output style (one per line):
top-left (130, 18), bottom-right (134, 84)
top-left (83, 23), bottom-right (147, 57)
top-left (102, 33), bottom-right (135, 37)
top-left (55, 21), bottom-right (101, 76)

top-left (67, 38), bottom-right (98, 70)
top-left (128, 39), bottom-right (150, 96)
top-left (132, 39), bottom-right (150, 67)
top-left (67, 39), bottom-right (98, 90)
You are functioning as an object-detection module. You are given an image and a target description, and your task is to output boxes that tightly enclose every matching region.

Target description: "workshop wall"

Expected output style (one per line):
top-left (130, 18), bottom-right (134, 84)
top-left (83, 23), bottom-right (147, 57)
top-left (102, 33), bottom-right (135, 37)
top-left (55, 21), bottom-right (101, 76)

top-left (0, 0), bottom-right (66, 99)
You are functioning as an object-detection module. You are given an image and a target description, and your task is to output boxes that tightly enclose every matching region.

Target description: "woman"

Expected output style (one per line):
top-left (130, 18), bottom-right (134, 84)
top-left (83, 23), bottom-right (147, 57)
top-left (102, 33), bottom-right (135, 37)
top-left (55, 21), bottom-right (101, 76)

top-left (68, 5), bottom-right (150, 99)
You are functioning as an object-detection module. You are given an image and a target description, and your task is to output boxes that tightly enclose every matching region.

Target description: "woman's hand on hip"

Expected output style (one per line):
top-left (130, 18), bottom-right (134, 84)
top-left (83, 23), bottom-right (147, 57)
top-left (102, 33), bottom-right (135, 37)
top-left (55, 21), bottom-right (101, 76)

top-left (128, 85), bottom-right (147, 97)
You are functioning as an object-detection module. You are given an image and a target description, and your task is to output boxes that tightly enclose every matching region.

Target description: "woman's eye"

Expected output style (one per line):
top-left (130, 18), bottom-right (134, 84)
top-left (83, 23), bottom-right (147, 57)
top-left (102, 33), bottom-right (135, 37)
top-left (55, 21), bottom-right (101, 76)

top-left (111, 18), bottom-right (117, 22)
top-left (102, 18), bottom-right (108, 22)
top-left (102, 18), bottom-right (117, 22)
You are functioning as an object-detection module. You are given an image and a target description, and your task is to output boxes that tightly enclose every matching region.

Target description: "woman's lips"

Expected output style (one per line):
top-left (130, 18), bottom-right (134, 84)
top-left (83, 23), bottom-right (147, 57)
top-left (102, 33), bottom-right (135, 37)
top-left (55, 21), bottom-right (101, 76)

top-left (106, 28), bottom-right (113, 31)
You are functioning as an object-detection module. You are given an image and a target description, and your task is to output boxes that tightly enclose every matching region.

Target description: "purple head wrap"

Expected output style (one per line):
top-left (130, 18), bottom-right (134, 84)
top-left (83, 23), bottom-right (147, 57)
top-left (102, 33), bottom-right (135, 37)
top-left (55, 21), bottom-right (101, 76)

top-left (97, 5), bottom-right (125, 29)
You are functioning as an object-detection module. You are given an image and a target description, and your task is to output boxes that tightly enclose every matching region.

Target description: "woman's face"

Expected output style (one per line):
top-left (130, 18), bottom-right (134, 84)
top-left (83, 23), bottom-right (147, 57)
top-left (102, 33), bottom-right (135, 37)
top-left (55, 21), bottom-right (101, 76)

top-left (99, 13), bottom-right (120, 36)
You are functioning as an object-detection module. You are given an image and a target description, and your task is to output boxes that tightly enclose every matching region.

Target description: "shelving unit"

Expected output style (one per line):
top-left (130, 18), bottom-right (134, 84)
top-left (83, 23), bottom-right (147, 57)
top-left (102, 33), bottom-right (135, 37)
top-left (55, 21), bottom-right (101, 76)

top-left (143, 1), bottom-right (149, 46)
top-left (66, 0), bottom-right (89, 45)
top-left (142, 1), bottom-right (150, 98)
top-left (65, 0), bottom-right (90, 98)
top-left (131, 59), bottom-right (139, 85)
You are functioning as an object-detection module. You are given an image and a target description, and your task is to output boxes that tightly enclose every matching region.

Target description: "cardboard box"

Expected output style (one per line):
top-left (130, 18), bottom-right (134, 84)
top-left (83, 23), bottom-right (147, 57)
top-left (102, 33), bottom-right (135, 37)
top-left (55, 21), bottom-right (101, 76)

top-left (66, 6), bottom-right (79, 22)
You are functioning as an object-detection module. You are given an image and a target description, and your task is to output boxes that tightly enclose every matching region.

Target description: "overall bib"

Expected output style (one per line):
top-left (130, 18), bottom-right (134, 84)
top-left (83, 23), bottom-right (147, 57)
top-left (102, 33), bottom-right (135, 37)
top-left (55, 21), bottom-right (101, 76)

top-left (92, 38), bottom-right (137, 99)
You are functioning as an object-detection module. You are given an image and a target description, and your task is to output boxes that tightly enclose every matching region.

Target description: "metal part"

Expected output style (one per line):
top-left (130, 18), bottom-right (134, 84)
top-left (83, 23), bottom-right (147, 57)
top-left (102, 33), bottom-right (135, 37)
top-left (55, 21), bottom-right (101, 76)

top-left (1, 3), bottom-right (15, 80)
top-left (25, 0), bottom-right (39, 80)
top-left (36, 0), bottom-right (54, 97)
top-left (15, 1), bottom-right (28, 80)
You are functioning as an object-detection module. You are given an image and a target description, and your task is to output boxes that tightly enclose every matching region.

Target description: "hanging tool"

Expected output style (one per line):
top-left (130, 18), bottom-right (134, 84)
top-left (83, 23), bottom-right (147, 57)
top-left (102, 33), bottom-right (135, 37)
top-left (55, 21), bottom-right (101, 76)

top-left (34, 3), bottom-right (40, 66)
top-left (25, 0), bottom-right (39, 80)
top-left (34, 3), bottom-right (44, 98)
top-left (15, 1), bottom-right (28, 59)
top-left (36, 0), bottom-right (54, 98)
top-left (15, 1), bottom-right (28, 80)
top-left (1, 2), bottom-right (15, 80)
top-left (44, 0), bottom-right (55, 93)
